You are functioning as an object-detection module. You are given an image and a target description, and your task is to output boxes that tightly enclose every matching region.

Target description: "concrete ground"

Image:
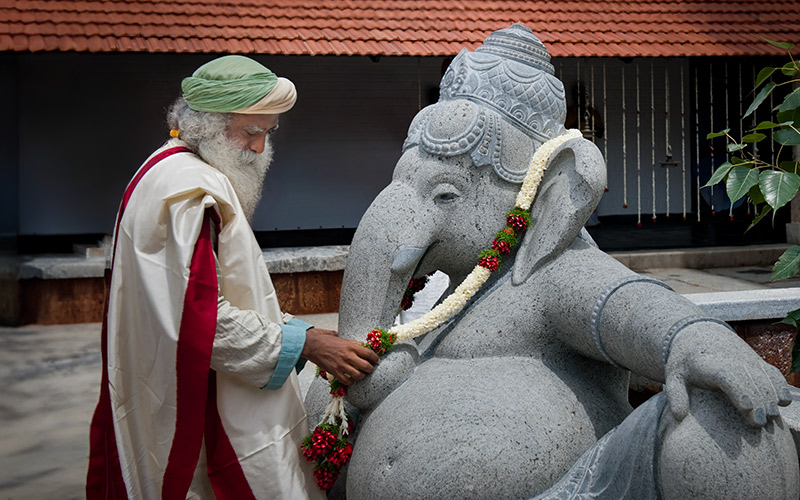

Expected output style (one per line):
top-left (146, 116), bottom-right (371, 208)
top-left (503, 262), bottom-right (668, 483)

top-left (0, 268), bottom-right (797, 499)
top-left (0, 313), bottom-right (336, 500)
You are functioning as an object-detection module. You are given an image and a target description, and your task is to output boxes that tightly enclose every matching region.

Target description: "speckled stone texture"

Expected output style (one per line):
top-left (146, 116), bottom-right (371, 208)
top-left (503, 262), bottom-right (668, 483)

top-left (322, 24), bottom-right (800, 500)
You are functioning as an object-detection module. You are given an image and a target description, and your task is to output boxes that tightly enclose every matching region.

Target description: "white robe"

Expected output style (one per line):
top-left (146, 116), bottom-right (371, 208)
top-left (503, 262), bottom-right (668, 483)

top-left (87, 140), bottom-right (324, 500)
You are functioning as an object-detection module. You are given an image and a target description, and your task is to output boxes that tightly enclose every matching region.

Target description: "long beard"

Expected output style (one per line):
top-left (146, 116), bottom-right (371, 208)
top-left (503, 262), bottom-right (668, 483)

top-left (197, 133), bottom-right (274, 222)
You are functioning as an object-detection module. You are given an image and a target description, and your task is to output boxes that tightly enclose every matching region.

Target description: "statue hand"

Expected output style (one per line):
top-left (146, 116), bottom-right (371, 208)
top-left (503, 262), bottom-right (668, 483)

top-left (345, 341), bottom-right (418, 411)
top-left (664, 324), bottom-right (792, 427)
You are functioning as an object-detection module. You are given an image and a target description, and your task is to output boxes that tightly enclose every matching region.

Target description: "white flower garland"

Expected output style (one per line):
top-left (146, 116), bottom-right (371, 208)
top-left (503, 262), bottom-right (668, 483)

top-left (388, 129), bottom-right (582, 342)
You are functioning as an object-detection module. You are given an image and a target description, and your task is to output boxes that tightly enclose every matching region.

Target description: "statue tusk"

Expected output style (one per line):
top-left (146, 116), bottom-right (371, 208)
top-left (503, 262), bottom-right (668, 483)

top-left (390, 246), bottom-right (427, 273)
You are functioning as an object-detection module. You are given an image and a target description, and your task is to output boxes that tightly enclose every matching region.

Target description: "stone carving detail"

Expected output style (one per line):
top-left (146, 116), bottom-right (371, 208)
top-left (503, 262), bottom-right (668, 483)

top-left (404, 24), bottom-right (566, 183)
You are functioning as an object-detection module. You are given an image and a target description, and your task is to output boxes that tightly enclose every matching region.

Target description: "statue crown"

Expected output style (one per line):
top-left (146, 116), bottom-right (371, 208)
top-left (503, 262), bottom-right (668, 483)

top-left (439, 24), bottom-right (566, 145)
top-left (403, 24), bottom-right (568, 184)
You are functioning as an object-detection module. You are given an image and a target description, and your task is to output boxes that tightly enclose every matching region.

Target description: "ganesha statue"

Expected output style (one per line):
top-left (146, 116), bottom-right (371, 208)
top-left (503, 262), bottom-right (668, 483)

top-left (305, 24), bottom-right (800, 499)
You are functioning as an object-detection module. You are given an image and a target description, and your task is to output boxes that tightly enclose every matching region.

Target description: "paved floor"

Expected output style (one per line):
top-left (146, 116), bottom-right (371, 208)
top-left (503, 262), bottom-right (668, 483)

top-left (0, 313), bottom-right (335, 500)
top-left (0, 268), bottom-right (797, 499)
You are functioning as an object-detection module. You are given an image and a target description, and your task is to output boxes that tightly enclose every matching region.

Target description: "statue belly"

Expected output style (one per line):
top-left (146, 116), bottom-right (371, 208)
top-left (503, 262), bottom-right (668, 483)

top-left (346, 357), bottom-right (614, 500)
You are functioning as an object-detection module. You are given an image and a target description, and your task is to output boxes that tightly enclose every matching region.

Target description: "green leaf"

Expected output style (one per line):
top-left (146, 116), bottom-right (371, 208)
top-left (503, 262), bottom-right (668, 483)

top-left (781, 308), bottom-right (800, 329)
top-left (781, 62), bottom-right (799, 76)
top-left (760, 36), bottom-right (795, 51)
top-left (777, 107), bottom-right (800, 125)
top-left (745, 205), bottom-right (771, 232)
top-left (779, 161), bottom-right (800, 174)
top-left (760, 170), bottom-right (800, 210)
top-left (747, 184), bottom-right (766, 204)
top-left (755, 67), bottom-right (778, 88)
top-left (751, 120), bottom-right (790, 131)
top-left (726, 166), bottom-right (760, 203)
top-left (726, 143), bottom-right (747, 152)
top-left (702, 161), bottom-right (733, 188)
top-left (779, 88), bottom-right (800, 113)
top-left (706, 128), bottom-right (730, 139)
top-left (741, 133), bottom-right (767, 143)
top-left (771, 245), bottom-right (800, 281)
top-left (775, 128), bottom-right (800, 146)
top-left (744, 82), bottom-right (776, 119)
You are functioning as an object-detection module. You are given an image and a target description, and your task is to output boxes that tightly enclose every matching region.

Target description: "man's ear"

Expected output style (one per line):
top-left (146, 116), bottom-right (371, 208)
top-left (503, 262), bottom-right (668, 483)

top-left (512, 138), bottom-right (606, 285)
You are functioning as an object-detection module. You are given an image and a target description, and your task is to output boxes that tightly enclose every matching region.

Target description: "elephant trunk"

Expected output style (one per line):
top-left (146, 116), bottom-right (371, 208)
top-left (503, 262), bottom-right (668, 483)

top-left (338, 183), bottom-right (434, 341)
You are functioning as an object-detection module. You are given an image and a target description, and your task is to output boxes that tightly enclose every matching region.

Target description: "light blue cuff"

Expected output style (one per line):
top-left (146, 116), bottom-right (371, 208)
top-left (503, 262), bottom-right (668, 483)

top-left (261, 318), bottom-right (312, 390)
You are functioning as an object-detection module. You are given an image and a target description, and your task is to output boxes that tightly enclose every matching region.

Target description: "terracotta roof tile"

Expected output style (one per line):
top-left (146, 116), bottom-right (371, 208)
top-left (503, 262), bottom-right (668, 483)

top-left (1, 1), bottom-right (798, 57)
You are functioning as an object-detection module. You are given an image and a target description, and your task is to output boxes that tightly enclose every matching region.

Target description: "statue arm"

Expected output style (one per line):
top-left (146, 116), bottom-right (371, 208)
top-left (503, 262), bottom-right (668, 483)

top-left (571, 272), bottom-right (790, 427)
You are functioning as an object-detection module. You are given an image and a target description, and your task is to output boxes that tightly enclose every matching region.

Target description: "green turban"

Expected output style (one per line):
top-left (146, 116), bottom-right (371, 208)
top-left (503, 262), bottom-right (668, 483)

top-left (181, 55), bottom-right (296, 114)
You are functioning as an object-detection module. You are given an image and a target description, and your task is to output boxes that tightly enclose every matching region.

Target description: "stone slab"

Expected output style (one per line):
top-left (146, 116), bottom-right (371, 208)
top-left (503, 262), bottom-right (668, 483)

top-left (610, 243), bottom-right (790, 271)
top-left (0, 245), bottom-right (351, 282)
top-left (685, 288), bottom-right (800, 322)
top-left (262, 245), bottom-right (349, 274)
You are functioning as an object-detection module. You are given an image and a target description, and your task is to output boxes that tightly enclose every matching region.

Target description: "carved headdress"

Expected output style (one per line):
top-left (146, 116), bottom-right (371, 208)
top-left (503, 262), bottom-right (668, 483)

top-left (403, 24), bottom-right (567, 183)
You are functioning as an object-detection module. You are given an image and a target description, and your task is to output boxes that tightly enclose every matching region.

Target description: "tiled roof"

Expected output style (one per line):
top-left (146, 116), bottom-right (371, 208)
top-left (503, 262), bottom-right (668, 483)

top-left (1, 1), bottom-right (798, 57)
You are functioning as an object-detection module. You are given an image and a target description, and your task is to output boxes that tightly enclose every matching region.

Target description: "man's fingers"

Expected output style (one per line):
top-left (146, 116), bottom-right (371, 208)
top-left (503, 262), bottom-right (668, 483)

top-left (357, 345), bottom-right (381, 364)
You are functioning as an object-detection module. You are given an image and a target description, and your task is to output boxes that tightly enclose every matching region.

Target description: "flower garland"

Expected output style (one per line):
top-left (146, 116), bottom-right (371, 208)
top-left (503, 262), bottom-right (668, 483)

top-left (301, 129), bottom-right (581, 490)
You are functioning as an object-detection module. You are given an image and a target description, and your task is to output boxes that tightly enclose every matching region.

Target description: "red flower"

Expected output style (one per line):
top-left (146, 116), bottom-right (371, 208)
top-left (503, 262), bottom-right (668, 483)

top-left (400, 294), bottom-right (414, 310)
top-left (330, 386), bottom-right (346, 397)
top-left (408, 277), bottom-right (428, 293)
top-left (492, 239), bottom-right (511, 255)
top-left (507, 214), bottom-right (527, 232)
top-left (328, 442), bottom-right (354, 468)
top-left (478, 255), bottom-right (500, 271)
top-left (318, 369), bottom-right (327, 380)
top-left (313, 467), bottom-right (339, 490)
top-left (302, 444), bottom-right (320, 462)
top-left (366, 328), bottom-right (394, 355)
top-left (311, 428), bottom-right (337, 456)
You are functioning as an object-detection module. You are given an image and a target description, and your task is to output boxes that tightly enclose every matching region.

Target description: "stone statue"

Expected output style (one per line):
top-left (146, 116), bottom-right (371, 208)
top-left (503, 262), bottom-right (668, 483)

top-left (305, 24), bottom-right (800, 499)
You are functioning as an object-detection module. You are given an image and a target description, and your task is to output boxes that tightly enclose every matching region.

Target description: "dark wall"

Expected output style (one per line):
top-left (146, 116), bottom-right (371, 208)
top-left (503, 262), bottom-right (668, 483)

top-left (8, 52), bottom-right (445, 238)
top-left (0, 53), bottom-right (18, 242)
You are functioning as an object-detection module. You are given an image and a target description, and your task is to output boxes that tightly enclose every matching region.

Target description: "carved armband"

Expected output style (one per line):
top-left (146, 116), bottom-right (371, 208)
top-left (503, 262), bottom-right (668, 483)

top-left (590, 275), bottom-right (673, 367)
top-left (661, 315), bottom-right (734, 366)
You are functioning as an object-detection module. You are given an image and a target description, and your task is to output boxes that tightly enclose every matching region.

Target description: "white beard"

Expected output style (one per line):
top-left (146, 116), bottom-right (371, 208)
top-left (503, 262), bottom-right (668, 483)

top-left (197, 133), bottom-right (274, 222)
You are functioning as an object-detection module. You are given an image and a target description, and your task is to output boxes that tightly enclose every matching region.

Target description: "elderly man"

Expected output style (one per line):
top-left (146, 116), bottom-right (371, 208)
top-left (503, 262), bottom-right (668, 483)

top-left (86, 55), bottom-right (378, 499)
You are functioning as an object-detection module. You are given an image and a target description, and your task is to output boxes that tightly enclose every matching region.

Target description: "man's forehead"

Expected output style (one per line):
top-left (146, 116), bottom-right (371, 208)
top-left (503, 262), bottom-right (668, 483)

top-left (230, 113), bottom-right (279, 130)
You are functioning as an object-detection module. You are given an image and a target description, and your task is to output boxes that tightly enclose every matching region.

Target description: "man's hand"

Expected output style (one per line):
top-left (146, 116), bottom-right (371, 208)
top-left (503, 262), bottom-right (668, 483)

top-left (664, 323), bottom-right (791, 427)
top-left (302, 328), bottom-right (380, 385)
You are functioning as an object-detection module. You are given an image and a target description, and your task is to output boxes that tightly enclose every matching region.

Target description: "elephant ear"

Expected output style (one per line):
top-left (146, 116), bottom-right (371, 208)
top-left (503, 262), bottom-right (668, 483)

top-left (511, 137), bottom-right (606, 285)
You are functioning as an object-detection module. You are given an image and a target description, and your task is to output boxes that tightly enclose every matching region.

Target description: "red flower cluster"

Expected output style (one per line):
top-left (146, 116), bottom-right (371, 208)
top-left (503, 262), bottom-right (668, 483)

top-left (478, 256), bottom-right (500, 271)
top-left (366, 328), bottom-right (395, 355)
top-left (313, 467), bottom-right (339, 490)
top-left (301, 423), bottom-right (355, 490)
top-left (506, 213), bottom-right (528, 232)
top-left (492, 239), bottom-right (511, 255)
top-left (478, 249), bottom-right (502, 271)
top-left (330, 386), bottom-right (346, 397)
top-left (408, 276), bottom-right (428, 293)
top-left (400, 276), bottom-right (430, 310)
top-left (328, 442), bottom-right (353, 468)
top-left (310, 428), bottom-right (337, 458)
